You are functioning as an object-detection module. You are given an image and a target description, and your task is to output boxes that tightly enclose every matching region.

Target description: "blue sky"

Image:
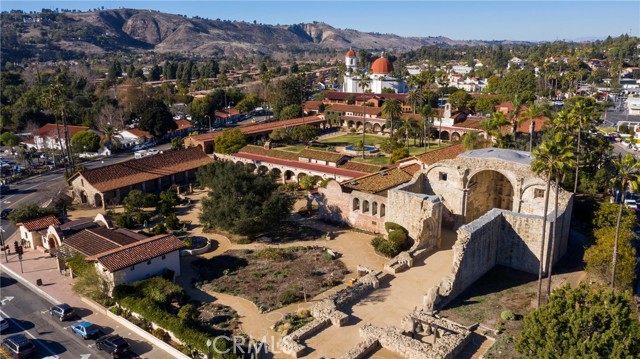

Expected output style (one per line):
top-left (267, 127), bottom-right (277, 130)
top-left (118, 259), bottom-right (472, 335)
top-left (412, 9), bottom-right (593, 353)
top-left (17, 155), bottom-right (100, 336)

top-left (3, 1), bottom-right (639, 41)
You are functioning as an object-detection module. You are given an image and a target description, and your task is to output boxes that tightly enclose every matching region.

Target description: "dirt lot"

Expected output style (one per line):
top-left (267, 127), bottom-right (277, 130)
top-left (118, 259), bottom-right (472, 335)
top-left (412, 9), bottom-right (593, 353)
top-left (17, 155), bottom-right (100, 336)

top-left (194, 246), bottom-right (347, 311)
top-left (439, 266), bottom-right (538, 359)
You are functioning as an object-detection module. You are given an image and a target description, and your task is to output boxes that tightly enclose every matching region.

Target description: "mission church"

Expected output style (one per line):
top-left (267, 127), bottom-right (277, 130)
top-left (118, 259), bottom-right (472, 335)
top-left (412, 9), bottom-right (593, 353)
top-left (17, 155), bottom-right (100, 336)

top-left (342, 49), bottom-right (406, 94)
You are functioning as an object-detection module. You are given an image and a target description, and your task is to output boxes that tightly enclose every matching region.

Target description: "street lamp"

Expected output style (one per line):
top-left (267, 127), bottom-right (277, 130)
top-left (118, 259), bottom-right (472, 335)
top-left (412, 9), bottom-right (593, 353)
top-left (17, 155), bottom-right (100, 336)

top-left (205, 115), bottom-right (211, 132)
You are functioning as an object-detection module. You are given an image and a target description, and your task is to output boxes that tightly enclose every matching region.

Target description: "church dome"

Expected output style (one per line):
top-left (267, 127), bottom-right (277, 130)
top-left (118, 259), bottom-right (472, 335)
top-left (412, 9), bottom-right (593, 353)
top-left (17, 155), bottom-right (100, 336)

top-left (345, 48), bottom-right (356, 58)
top-left (371, 56), bottom-right (393, 74)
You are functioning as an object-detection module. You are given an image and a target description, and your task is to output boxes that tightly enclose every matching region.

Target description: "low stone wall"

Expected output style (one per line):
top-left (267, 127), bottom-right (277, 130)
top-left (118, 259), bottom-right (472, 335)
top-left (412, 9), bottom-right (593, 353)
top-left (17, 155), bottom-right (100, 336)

top-left (338, 337), bottom-right (379, 359)
top-left (81, 297), bottom-right (190, 359)
top-left (401, 311), bottom-right (471, 359)
top-left (360, 324), bottom-right (432, 359)
top-left (179, 239), bottom-right (212, 256)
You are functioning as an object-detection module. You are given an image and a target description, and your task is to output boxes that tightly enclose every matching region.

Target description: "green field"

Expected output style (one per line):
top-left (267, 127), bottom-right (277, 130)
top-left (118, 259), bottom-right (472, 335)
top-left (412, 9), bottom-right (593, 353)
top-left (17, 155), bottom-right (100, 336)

top-left (318, 134), bottom-right (387, 145)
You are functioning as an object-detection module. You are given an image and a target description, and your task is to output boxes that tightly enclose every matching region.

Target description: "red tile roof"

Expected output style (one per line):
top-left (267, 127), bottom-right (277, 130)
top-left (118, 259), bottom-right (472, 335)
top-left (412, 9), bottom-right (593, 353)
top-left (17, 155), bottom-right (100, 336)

top-left (516, 117), bottom-right (550, 134)
top-left (19, 215), bottom-right (60, 231)
top-left (338, 161), bottom-right (385, 173)
top-left (174, 119), bottom-right (193, 131)
top-left (63, 227), bottom-right (142, 256)
top-left (452, 118), bottom-right (483, 130)
top-left (303, 101), bottom-right (323, 112)
top-left (72, 147), bottom-right (212, 193)
top-left (324, 92), bottom-right (406, 102)
top-left (239, 145), bottom-right (299, 160)
top-left (34, 124), bottom-right (90, 139)
top-left (342, 166), bottom-right (414, 195)
top-left (298, 148), bottom-right (347, 163)
top-left (233, 152), bottom-right (370, 179)
top-left (326, 104), bottom-right (383, 116)
top-left (90, 234), bottom-right (185, 272)
top-left (414, 144), bottom-right (466, 166)
top-left (124, 128), bottom-right (153, 139)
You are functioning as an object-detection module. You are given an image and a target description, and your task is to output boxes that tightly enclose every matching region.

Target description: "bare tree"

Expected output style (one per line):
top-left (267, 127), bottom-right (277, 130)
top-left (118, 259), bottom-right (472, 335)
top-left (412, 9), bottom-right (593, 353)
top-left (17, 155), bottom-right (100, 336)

top-left (95, 104), bottom-right (126, 130)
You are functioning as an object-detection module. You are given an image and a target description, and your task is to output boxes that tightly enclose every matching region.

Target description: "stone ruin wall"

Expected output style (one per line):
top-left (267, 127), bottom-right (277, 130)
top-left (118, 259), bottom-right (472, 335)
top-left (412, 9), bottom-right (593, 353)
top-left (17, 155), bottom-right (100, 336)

top-left (317, 181), bottom-right (386, 234)
top-left (387, 181), bottom-right (443, 250)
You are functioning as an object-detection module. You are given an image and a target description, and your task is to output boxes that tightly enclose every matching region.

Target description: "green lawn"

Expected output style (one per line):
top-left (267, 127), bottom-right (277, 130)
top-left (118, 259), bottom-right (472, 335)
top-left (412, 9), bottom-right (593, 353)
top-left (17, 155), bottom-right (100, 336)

top-left (279, 145), bottom-right (330, 152)
top-left (351, 156), bottom-right (390, 166)
top-left (407, 142), bottom-right (444, 155)
top-left (319, 134), bottom-right (387, 146)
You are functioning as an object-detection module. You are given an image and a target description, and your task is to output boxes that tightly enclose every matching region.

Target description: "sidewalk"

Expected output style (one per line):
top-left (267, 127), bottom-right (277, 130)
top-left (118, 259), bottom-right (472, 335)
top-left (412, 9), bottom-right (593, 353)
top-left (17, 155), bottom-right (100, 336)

top-left (0, 233), bottom-right (175, 359)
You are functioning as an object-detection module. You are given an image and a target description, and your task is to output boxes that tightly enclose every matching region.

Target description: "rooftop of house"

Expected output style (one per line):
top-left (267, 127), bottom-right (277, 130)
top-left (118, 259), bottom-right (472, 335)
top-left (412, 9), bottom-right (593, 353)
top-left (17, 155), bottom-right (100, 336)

top-left (63, 227), bottom-right (144, 257)
top-left (460, 148), bottom-right (533, 165)
top-left (324, 92), bottom-right (406, 102)
top-left (186, 116), bottom-right (325, 143)
top-left (414, 144), bottom-right (467, 167)
top-left (34, 124), bottom-right (90, 138)
top-left (174, 119), bottom-right (193, 131)
top-left (325, 104), bottom-right (383, 116)
top-left (19, 214), bottom-right (61, 232)
top-left (338, 161), bottom-right (385, 173)
top-left (516, 116), bottom-right (550, 134)
top-left (121, 128), bottom-right (153, 138)
top-left (89, 234), bottom-right (185, 273)
top-left (239, 145), bottom-right (300, 160)
top-left (71, 147), bottom-right (212, 193)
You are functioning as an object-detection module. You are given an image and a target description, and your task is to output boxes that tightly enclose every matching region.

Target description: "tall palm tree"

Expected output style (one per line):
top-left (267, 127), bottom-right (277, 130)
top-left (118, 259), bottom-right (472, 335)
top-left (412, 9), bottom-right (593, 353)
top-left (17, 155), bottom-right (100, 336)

top-left (357, 74), bottom-right (370, 159)
top-left (420, 105), bottom-right (435, 151)
top-left (544, 140), bottom-right (575, 299)
top-left (405, 89), bottom-right (425, 115)
top-left (480, 111), bottom-right (511, 148)
top-left (259, 70), bottom-right (273, 118)
top-left (397, 117), bottom-right (418, 150)
top-left (100, 123), bottom-right (121, 150)
top-left (382, 98), bottom-right (402, 138)
top-left (566, 97), bottom-right (600, 193)
top-left (41, 80), bottom-right (72, 176)
top-left (610, 153), bottom-right (640, 289)
top-left (531, 132), bottom-right (575, 307)
top-left (518, 103), bottom-right (551, 152)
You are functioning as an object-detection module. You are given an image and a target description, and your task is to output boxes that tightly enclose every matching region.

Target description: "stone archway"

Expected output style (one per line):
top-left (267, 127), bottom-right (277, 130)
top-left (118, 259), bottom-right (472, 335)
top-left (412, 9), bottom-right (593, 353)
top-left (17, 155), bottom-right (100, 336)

top-left (440, 131), bottom-right (450, 141)
top-left (284, 170), bottom-right (296, 182)
top-left (47, 235), bottom-right (58, 250)
top-left (373, 123), bottom-right (382, 133)
top-left (257, 165), bottom-right (269, 175)
top-left (79, 191), bottom-right (88, 204)
top-left (246, 163), bottom-right (257, 173)
top-left (465, 170), bottom-right (514, 224)
top-left (451, 132), bottom-right (461, 142)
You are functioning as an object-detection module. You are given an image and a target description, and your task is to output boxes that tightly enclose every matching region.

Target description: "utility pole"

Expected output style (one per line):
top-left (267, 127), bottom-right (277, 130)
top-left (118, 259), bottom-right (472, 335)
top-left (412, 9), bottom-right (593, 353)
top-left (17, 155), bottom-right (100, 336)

top-left (0, 227), bottom-right (7, 262)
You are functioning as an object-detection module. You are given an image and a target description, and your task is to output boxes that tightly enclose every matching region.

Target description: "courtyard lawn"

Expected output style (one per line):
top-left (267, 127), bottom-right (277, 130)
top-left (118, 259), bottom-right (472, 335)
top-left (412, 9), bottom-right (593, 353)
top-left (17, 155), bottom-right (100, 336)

top-left (280, 145), bottom-right (332, 152)
top-left (194, 246), bottom-right (347, 312)
top-left (319, 133), bottom-right (387, 146)
top-left (352, 156), bottom-right (390, 166)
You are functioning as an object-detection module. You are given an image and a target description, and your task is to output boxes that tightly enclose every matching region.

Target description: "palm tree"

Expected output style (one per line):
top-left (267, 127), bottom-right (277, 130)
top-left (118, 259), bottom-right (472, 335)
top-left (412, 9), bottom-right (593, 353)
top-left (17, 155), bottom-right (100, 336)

top-left (41, 80), bottom-right (72, 176)
top-left (405, 89), bottom-right (425, 115)
top-left (480, 111), bottom-right (511, 147)
top-left (544, 138), bottom-right (575, 299)
top-left (100, 123), bottom-right (121, 150)
top-left (610, 154), bottom-right (640, 289)
top-left (382, 98), bottom-right (402, 138)
top-left (518, 103), bottom-right (551, 152)
top-left (566, 97), bottom-right (600, 193)
top-left (357, 74), bottom-right (370, 159)
top-left (397, 117), bottom-right (418, 150)
top-left (259, 70), bottom-right (273, 118)
top-left (420, 105), bottom-right (435, 151)
top-left (531, 132), bottom-right (575, 307)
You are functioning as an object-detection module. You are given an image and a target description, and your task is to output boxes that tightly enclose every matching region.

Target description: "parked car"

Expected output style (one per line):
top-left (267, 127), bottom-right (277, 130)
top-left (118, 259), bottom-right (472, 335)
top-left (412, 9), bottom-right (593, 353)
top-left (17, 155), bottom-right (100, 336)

top-left (95, 334), bottom-right (132, 358)
top-left (0, 316), bottom-right (8, 332)
top-left (2, 334), bottom-right (37, 358)
top-left (1, 208), bottom-right (13, 219)
top-left (49, 303), bottom-right (76, 321)
top-left (624, 199), bottom-right (638, 210)
top-left (71, 321), bottom-right (103, 339)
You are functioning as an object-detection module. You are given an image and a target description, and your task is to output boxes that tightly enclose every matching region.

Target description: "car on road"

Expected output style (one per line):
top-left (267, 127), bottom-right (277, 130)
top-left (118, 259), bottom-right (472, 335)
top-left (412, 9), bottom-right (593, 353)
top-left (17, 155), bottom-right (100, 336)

top-left (1, 208), bottom-right (13, 219)
top-left (2, 334), bottom-right (37, 358)
top-left (0, 316), bottom-right (8, 332)
top-left (624, 199), bottom-right (638, 210)
top-left (49, 303), bottom-right (76, 321)
top-left (71, 321), bottom-right (102, 339)
top-left (95, 334), bottom-right (132, 358)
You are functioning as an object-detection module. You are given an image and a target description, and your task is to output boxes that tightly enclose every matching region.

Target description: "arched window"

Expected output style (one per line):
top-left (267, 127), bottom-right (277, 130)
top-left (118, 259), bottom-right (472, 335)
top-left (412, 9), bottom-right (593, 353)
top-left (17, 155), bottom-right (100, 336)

top-left (363, 200), bottom-right (370, 213)
top-left (353, 198), bottom-right (360, 211)
top-left (380, 203), bottom-right (386, 217)
top-left (372, 201), bottom-right (378, 216)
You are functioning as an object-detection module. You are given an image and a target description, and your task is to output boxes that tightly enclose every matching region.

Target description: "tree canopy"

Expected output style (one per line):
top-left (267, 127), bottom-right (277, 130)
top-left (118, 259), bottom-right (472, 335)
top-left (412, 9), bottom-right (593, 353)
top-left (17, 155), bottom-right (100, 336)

top-left (7, 202), bottom-right (61, 225)
top-left (71, 130), bottom-right (100, 153)
top-left (197, 161), bottom-right (294, 236)
top-left (0, 132), bottom-right (21, 147)
top-left (516, 284), bottom-right (640, 358)
top-left (214, 128), bottom-right (246, 154)
top-left (131, 98), bottom-right (177, 137)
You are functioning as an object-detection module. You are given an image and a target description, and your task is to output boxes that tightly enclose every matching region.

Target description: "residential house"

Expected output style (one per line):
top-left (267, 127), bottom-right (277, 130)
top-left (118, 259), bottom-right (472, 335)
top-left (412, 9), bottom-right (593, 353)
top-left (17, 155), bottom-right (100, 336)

top-left (17, 214), bottom-right (61, 250)
top-left (69, 147), bottom-right (213, 208)
top-left (89, 234), bottom-right (185, 289)
top-left (44, 213), bottom-right (113, 251)
top-left (33, 124), bottom-right (102, 151)
top-left (214, 108), bottom-right (242, 124)
top-left (117, 128), bottom-right (154, 148)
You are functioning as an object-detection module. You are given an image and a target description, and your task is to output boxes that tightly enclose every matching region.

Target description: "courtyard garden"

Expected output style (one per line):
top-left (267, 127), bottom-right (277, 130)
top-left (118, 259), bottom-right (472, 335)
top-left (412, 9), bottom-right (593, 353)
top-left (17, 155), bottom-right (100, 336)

top-left (193, 246), bottom-right (348, 311)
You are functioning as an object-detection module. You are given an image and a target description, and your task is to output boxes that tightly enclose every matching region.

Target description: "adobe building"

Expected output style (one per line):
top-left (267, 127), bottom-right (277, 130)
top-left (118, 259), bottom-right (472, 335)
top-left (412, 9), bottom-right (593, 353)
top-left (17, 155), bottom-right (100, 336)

top-left (69, 147), bottom-right (212, 208)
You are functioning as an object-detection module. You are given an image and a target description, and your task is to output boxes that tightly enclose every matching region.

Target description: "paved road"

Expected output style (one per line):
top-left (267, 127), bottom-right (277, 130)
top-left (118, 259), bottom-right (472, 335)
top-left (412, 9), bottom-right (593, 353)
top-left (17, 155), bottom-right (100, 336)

top-left (0, 273), bottom-right (112, 359)
top-left (0, 143), bottom-right (171, 239)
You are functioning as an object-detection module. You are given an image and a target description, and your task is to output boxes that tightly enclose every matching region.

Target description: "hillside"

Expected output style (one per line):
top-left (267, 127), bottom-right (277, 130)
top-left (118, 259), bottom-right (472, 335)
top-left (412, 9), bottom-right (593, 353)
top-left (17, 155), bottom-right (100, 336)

top-left (1, 8), bottom-right (507, 61)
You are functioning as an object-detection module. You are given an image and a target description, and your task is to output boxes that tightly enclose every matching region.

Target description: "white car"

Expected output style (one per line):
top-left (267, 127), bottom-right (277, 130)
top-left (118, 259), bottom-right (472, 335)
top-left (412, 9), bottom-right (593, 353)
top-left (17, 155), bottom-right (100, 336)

top-left (624, 199), bottom-right (638, 210)
top-left (0, 316), bottom-right (8, 332)
top-left (147, 149), bottom-right (159, 156)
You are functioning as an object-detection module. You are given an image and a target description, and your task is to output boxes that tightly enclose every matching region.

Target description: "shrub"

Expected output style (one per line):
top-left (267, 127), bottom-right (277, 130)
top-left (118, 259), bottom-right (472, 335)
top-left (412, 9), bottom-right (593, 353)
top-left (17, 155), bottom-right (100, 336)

top-left (153, 222), bottom-right (167, 235)
top-left (278, 285), bottom-right (302, 305)
top-left (115, 213), bottom-right (136, 229)
top-left (321, 251), bottom-right (334, 261)
top-left (501, 310), bottom-right (516, 321)
top-left (152, 327), bottom-right (171, 342)
top-left (371, 236), bottom-right (402, 258)
top-left (182, 236), bottom-right (194, 248)
top-left (388, 230), bottom-right (407, 246)
top-left (178, 304), bottom-right (199, 323)
top-left (165, 213), bottom-right (181, 230)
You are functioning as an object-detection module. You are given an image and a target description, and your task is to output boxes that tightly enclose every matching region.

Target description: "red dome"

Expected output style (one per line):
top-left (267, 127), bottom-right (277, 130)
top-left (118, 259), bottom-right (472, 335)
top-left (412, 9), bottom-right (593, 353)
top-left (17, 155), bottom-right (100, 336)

top-left (371, 57), bottom-right (393, 74)
top-left (345, 49), bottom-right (356, 58)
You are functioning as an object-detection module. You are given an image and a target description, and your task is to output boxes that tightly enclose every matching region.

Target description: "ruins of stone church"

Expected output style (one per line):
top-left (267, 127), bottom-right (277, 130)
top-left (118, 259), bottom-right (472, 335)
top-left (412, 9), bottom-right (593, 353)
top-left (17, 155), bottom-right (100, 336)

top-left (318, 147), bottom-right (573, 308)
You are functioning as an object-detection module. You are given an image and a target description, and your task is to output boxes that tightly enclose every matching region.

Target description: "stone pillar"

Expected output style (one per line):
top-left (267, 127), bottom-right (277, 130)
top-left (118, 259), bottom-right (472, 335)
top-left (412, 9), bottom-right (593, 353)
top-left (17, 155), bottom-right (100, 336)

top-left (101, 194), bottom-right (106, 210)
